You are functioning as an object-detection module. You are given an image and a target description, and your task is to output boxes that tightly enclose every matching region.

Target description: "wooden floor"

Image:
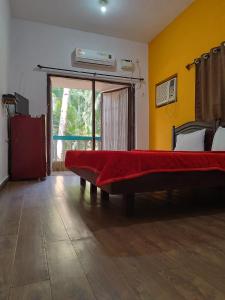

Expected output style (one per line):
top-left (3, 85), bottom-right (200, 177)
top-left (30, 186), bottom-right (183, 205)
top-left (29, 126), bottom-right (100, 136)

top-left (1, 175), bottom-right (225, 299)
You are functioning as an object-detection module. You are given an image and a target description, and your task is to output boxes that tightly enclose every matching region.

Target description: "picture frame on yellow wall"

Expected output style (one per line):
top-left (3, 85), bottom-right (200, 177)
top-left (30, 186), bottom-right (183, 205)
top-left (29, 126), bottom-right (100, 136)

top-left (155, 74), bottom-right (177, 107)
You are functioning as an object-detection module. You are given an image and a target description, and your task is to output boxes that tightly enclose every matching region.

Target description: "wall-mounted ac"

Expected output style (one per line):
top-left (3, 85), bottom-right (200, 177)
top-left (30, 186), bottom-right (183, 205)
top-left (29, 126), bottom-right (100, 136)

top-left (71, 48), bottom-right (116, 67)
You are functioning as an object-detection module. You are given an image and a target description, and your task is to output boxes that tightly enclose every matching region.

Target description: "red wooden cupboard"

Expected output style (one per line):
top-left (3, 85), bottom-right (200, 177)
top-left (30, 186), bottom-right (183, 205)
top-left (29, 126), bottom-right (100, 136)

top-left (10, 115), bottom-right (46, 180)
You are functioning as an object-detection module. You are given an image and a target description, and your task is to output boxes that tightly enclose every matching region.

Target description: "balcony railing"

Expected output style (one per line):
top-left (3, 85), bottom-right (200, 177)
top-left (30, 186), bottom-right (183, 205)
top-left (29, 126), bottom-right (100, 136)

top-left (52, 135), bottom-right (102, 163)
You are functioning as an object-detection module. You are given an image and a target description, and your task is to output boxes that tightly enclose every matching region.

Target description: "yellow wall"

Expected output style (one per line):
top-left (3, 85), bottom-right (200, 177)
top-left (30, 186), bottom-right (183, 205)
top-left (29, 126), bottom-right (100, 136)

top-left (149, 0), bottom-right (225, 150)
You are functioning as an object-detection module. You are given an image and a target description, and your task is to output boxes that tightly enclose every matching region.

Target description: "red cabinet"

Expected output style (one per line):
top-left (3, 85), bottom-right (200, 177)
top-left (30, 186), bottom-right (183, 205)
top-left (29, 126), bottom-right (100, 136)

top-left (10, 115), bottom-right (46, 180)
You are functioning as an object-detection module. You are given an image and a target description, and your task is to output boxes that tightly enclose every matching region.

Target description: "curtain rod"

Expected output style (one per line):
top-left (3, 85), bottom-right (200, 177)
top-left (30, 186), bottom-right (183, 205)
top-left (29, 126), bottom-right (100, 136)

top-left (35, 65), bottom-right (144, 82)
top-left (186, 41), bottom-right (225, 71)
top-left (186, 62), bottom-right (195, 70)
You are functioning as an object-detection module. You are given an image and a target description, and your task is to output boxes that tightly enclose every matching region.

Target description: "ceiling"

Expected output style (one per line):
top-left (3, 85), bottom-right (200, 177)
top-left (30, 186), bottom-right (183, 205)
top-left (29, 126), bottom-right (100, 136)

top-left (10, 0), bottom-right (193, 42)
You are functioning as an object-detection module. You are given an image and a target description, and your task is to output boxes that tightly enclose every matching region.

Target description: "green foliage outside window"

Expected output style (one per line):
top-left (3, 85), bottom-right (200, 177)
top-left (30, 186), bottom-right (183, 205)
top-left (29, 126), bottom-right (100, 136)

top-left (52, 88), bottom-right (101, 137)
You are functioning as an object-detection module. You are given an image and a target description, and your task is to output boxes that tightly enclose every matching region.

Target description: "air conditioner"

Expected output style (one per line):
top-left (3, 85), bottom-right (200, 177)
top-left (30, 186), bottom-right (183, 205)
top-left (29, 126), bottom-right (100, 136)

top-left (72, 48), bottom-right (116, 67)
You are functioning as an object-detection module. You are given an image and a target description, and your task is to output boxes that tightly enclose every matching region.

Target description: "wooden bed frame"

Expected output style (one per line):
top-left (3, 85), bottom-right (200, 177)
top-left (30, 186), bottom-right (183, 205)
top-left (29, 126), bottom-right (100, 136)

top-left (71, 121), bottom-right (225, 216)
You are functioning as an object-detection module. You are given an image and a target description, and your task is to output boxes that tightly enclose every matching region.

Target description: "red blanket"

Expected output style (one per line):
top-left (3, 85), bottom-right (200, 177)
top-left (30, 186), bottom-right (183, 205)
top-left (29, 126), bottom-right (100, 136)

top-left (65, 150), bottom-right (225, 187)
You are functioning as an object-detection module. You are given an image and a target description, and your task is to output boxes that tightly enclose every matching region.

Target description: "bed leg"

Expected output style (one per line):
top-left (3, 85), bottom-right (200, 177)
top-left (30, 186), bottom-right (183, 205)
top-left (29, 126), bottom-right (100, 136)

top-left (101, 190), bottom-right (109, 201)
top-left (90, 183), bottom-right (97, 195)
top-left (90, 183), bottom-right (97, 202)
top-left (123, 193), bottom-right (135, 217)
top-left (80, 178), bottom-right (86, 188)
top-left (101, 190), bottom-right (109, 207)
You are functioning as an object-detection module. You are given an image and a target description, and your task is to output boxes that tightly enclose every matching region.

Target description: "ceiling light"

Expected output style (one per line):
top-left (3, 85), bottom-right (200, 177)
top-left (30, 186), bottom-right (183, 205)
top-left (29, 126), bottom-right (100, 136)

top-left (101, 6), bottom-right (107, 13)
top-left (99, 0), bottom-right (108, 13)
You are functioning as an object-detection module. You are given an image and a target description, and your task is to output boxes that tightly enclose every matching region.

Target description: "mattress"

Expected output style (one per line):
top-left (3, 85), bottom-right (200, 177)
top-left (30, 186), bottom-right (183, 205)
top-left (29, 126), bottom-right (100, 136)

top-left (65, 150), bottom-right (225, 187)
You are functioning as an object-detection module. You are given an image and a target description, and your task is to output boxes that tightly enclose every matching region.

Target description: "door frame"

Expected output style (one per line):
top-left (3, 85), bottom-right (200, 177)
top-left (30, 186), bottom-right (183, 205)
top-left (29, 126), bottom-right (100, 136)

top-left (46, 74), bottom-right (135, 175)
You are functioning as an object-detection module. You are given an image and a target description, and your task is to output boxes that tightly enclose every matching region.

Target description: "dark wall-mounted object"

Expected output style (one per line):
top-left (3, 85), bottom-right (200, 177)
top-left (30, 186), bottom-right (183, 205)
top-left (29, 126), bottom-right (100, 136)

top-left (2, 94), bottom-right (16, 105)
top-left (2, 93), bottom-right (29, 116)
top-left (15, 93), bottom-right (29, 115)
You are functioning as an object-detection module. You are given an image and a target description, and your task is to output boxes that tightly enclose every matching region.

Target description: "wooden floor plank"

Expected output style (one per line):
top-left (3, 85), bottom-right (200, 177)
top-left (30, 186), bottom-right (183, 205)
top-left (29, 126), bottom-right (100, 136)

top-left (12, 188), bottom-right (49, 287)
top-left (96, 229), bottom-right (185, 299)
top-left (159, 218), bottom-right (225, 267)
top-left (0, 188), bottom-right (23, 236)
top-left (1, 176), bottom-right (225, 299)
top-left (0, 287), bottom-right (9, 300)
top-left (46, 240), bottom-right (96, 300)
top-left (138, 220), bottom-right (225, 297)
top-left (73, 237), bottom-right (141, 300)
top-left (48, 177), bottom-right (95, 241)
top-left (109, 217), bottom-right (225, 299)
top-left (102, 225), bottom-right (218, 300)
top-left (12, 233), bottom-right (48, 287)
top-left (9, 281), bottom-right (52, 300)
top-left (18, 208), bottom-right (43, 238)
top-left (42, 207), bottom-right (69, 242)
top-left (0, 236), bottom-right (17, 289)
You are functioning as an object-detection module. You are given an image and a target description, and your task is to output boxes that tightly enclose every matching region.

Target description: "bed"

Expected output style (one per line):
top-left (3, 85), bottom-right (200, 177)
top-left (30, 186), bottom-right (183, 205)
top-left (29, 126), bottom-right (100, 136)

top-left (65, 121), bottom-right (225, 216)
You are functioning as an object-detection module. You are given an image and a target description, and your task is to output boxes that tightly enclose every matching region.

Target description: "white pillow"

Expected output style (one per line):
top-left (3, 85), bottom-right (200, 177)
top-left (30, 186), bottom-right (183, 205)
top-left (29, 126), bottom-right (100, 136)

top-left (174, 129), bottom-right (206, 151)
top-left (212, 127), bottom-right (225, 151)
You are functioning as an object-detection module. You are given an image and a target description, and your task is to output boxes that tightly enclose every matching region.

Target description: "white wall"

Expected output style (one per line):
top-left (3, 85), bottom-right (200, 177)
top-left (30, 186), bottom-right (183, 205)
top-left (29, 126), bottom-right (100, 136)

top-left (0, 0), bottom-right (11, 184)
top-left (10, 19), bottom-right (149, 149)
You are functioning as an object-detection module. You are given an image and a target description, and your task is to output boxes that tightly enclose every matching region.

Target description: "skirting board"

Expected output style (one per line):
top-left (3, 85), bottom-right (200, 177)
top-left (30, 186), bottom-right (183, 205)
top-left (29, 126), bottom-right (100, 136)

top-left (0, 176), bottom-right (9, 192)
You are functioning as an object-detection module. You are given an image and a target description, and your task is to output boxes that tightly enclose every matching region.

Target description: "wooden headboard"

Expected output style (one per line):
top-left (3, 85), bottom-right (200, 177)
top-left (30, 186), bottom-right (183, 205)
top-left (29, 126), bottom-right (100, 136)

top-left (172, 121), bottom-right (216, 150)
top-left (217, 119), bottom-right (225, 128)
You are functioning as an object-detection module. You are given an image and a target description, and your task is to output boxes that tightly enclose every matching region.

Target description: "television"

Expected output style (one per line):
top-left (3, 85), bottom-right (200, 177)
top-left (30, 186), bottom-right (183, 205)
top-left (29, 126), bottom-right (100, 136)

top-left (15, 93), bottom-right (29, 115)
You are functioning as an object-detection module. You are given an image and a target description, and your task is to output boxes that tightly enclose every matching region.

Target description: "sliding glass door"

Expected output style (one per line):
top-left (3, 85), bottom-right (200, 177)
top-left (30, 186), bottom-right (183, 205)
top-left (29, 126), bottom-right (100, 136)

top-left (51, 77), bottom-right (93, 171)
top-left (47, 76), bottom-right (135, 173)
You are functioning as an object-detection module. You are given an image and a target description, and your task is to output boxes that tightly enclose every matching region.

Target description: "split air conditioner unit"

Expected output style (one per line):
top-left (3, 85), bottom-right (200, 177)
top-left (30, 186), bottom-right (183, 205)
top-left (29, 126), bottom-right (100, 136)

top-left (71, 48), bottom-right (116, 68)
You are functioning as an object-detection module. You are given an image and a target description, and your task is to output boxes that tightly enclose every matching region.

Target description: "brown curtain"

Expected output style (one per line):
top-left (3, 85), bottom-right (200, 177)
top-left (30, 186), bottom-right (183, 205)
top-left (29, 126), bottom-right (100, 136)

top-left (195, 42), bottom-right (225, 121)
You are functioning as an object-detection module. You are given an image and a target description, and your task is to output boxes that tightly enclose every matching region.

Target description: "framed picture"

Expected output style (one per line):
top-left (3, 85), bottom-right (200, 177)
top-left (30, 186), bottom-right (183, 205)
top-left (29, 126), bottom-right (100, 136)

top-left (155, 74), bottom-right (177, 107)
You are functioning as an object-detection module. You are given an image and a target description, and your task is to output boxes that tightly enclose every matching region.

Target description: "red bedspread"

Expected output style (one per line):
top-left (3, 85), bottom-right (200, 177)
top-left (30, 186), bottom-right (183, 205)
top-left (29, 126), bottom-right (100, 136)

top-left (65, 150), bottom-right (225, 187)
